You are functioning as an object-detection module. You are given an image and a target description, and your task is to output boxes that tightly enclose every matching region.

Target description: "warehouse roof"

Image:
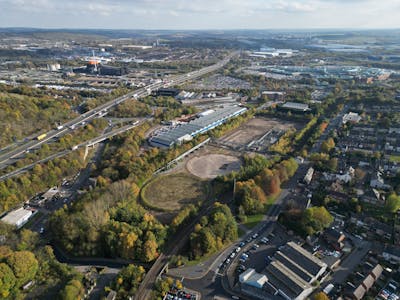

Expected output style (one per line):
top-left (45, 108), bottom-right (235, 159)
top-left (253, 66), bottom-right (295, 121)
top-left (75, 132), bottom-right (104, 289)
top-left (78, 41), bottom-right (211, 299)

top-left (274, 251), bottom-right (314, 283)
top-left (281, 102), bottom-right (310, 111)
top-left (1, 208), bottom-right (33, 226)
top-left (150, 106), bottom-right (247, 147)
top-left (281, 241), bottom-right (327, 276)
top-left (266, 260), bottom-right (311, 298)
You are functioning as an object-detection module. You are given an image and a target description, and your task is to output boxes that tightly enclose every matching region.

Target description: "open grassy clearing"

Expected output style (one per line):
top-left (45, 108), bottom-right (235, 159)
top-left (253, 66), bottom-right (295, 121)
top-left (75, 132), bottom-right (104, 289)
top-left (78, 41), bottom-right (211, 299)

top-left (141, 173), bottom-right (207, 212)
top-left (241, 192), bottom-right (280, 229)
top-left (389, 155), bottom-right (400, 163)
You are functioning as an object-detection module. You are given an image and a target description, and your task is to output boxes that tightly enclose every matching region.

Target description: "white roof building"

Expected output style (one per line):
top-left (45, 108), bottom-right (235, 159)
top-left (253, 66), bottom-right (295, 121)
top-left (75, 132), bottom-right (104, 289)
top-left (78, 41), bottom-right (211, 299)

top-left (281, 102), bottom-right (311, 112)
top-left (1, 207), bottom-right (34, 229)
top-left (342, 112), bottom-right (361, 124)
top-left (239, 268), bottom-right (268, 289)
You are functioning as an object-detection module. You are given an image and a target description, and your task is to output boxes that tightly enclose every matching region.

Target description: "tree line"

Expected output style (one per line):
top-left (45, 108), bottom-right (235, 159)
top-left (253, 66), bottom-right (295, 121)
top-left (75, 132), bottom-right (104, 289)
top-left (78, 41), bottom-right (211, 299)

top-left (234, 157), bottom-right (298, 216)
top-left (0, 223), bottom-right (83, 299)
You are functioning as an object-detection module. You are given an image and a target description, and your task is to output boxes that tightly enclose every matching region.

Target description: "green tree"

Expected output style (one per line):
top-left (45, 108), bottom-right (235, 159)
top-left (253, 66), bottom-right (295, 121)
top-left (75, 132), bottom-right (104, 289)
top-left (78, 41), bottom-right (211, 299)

top-left (59, 279), bottom-right (84, 300)
top-left (327, 158), bottom-right (338, 171)
top-left (0, 263), bottom-right (16, 298)
top-left (113, 264), bottom-right (146, 297)
top-left (321, 138), bottom-right (335, 153)
top-left (386, 193), bottom-right (400, 213)
top-left (17, 229), bottom-right (39, 251)
top-left (301, 206), bottom-right (333, 236)
top-left (6, 251), bottom-right (38, 286)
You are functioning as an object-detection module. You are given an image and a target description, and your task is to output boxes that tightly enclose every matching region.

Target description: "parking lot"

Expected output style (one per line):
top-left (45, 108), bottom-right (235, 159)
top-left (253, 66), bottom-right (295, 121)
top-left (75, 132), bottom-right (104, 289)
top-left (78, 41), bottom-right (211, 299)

top-left (233, 225), bottom-right (296, 274)
top-left (164, 287), bottom-right (198, 300)
top-left (217, 222), bottom-right (296, 284)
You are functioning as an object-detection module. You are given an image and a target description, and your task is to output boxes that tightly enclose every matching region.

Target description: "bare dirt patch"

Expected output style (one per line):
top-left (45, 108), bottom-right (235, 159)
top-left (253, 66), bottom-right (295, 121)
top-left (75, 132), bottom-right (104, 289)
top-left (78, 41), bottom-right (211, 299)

top-left (218, 117), bottom-right (298, 146)
top-left (186, 154), bottom-right (242, 179)
top-left (141, 173), bottom-right (207, 211)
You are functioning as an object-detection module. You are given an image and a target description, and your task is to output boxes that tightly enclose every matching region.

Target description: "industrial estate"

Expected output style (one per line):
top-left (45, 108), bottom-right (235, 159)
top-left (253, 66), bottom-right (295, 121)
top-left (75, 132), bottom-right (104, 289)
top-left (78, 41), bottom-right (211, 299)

top-left (0, 24), bottom-right (399, 300)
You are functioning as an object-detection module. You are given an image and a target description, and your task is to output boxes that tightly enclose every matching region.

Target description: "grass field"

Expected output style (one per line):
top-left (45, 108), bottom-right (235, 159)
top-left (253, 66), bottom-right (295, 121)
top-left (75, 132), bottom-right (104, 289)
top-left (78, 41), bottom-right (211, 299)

top-left (242, 214), bottom-right (264, 229)
top-left (141, 173), bottom-right (207, 212)
top-left (241, 192), bottom-right (280, 229)
top-left (389, 155), bottom-right (400, 163)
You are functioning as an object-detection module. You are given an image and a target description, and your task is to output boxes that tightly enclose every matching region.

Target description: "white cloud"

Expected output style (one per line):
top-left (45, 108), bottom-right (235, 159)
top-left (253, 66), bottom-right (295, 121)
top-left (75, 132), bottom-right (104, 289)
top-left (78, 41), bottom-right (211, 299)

top-left (0, 0), bottom-right (398, 29)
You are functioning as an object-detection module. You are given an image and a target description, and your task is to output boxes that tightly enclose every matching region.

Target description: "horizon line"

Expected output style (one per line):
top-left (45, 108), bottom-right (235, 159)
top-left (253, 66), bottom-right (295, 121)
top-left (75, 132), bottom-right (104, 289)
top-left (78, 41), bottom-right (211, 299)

top-left (0, 26), bottom-right (400, 32)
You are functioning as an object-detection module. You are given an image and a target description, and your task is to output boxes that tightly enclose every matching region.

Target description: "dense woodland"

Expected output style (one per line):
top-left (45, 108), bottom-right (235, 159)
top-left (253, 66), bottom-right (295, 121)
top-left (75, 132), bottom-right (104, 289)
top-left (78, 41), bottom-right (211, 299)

top-left (0, 87), bottom-right (77, 147)
top-left (189, 202), bottom-right (238, 259)
top-left (50, 180), bottom-right (167, 261)
top-left (107, 264), bottom-right (146, 299)
top-left (0, 223), bottom-right (83, 299)
top-left (233, 156), bottom-right (298, 216)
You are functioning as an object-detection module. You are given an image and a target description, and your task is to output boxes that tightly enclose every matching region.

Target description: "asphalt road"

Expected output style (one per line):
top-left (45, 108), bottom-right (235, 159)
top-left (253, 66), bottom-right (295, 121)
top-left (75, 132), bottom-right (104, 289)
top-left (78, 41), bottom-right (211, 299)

top-left (0, 119), bottom-right (146, 182)
top-left (0, 52), bottom-right (236, 170)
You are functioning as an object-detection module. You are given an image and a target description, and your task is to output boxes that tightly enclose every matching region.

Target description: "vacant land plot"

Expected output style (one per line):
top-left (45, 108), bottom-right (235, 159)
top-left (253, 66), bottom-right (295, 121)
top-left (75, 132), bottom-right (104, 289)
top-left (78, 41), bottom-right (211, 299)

top-left (186, 154), bottom-right (242, 179)
top-left (141, 173), bottom-right (207, 211)
top-left (219, 117), bottom-right (298, 146)
top-left (216, 117), bottom-right (302, 152)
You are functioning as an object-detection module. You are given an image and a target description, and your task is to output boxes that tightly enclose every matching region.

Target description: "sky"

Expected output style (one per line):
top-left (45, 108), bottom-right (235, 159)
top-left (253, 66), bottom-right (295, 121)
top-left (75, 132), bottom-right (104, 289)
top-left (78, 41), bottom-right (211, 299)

top-left (0, 0), bottom-right (399, 30)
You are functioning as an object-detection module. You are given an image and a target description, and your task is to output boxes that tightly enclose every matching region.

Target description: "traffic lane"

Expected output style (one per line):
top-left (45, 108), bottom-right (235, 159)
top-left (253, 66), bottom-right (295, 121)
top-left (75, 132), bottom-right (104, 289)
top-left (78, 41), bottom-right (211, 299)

top-left (0, 61), bottom-right (217, 167)
top-left (183, 271), bottom-right (231, 300)
top-left (0, 121), bottom-right (143, 181)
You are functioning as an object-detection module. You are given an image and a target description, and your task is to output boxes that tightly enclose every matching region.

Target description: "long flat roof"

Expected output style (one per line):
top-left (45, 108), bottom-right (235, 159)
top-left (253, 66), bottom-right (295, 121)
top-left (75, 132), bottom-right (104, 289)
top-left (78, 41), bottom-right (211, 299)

top-left (275, 251), bottom-right (314, 283)
top-left (266, 260), bottom-right (311, 298)
top-left (1, 208), bottom-right (32, 225)
top-left (282, 242), bottom-right (327, 276)
top-left (282, 102), bottom-right (310, 110)
top-left (150, 106), bottom-right (247, 146)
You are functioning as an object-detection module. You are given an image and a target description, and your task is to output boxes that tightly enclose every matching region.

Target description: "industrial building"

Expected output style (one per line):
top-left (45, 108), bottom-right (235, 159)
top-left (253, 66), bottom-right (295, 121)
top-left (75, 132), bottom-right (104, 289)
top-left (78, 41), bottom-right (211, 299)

top-left (342, 112), bottom-right (362, 124)
top-left (73, 62), bottom-right (127, 76)
top-left (1, 207), bottom-right (35, 229)
top-left (149, 106), bottom-right (247, 148)
top-left (239, 268), bottom-right (277, 300)
top-left (279, 102), bottom-right (311, 112)
top-left (250, 47), bottom-right (297, 58)
top-left (240, 242), bottom-right (328, 300)
top-left (265, 242), bottom-right (327, 300)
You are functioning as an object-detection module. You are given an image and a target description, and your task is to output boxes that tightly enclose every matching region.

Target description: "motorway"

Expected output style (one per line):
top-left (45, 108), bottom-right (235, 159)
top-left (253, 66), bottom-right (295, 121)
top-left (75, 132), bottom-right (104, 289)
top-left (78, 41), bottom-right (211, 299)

top-left (0, 52), bottom-right (237, 299)
top-left (0, 52), bottom-right (236, 170)
top-left (0, 120), bottom-right (146, 182)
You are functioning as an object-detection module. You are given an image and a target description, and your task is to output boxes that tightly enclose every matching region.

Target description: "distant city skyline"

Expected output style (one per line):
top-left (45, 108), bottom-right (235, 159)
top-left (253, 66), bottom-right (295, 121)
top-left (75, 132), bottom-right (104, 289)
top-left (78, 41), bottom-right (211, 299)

top-left (0, 0), bottom-right (399, 30)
